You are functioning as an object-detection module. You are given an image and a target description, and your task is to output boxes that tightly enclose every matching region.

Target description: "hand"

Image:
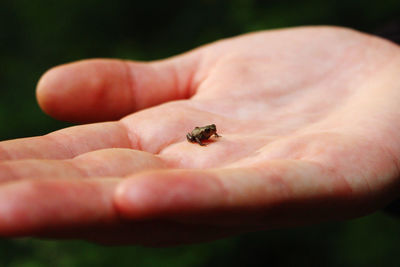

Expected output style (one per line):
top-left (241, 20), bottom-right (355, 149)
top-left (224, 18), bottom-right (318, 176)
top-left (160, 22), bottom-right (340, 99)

top-left (1, 26), bottom-right (400, 246)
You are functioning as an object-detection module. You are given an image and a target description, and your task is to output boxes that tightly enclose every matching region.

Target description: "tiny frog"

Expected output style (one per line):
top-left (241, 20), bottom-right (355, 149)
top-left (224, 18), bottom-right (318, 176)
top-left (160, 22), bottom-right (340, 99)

top-left (186, 124), bottom-right (221, 146)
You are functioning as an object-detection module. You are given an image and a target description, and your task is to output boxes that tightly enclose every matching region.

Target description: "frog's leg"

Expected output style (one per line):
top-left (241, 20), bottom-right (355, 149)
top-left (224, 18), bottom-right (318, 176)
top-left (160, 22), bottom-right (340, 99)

top-left (195, 137), bottom-right (206, 146)
top-left (214, 133), bottom-right (221, 138)
top-left (186, 133), bottom-right (195, 143)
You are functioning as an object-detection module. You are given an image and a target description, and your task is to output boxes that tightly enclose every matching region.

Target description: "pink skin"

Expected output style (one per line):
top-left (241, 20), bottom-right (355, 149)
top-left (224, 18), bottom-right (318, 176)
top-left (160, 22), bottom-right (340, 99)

top-left (0, 26), bottom-right (400, 246)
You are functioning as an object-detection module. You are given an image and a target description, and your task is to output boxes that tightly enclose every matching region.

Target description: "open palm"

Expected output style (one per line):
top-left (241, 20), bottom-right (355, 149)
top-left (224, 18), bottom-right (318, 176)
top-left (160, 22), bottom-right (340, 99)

top-left (1, 26), bottom-right (399, 246)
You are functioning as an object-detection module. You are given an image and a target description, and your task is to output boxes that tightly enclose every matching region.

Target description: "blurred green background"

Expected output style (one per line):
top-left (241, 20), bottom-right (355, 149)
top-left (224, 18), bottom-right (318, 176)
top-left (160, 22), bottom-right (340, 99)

top-left (1, 0), bottom-right (400, 266)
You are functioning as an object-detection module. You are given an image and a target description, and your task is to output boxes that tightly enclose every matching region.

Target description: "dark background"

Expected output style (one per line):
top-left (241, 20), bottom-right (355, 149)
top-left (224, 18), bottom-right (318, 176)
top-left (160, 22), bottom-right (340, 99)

top-left (1, 0), bottom-right (400, 266)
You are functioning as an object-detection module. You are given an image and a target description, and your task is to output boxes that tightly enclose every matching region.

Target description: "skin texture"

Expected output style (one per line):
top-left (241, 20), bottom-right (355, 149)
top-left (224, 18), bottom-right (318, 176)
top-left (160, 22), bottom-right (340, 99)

top-left (0, 26), bottom-right (400, 246)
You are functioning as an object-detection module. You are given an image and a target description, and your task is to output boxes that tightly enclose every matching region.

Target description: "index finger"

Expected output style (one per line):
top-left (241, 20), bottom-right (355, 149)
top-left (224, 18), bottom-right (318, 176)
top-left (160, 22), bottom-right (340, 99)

top-left (0, 121), bottom-right (135, 160)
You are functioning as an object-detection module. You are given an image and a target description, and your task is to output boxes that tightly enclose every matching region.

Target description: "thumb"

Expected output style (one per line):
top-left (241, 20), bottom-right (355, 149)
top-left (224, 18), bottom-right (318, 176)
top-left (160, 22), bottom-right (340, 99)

top-left (36, 53), bottom-right (200, 123)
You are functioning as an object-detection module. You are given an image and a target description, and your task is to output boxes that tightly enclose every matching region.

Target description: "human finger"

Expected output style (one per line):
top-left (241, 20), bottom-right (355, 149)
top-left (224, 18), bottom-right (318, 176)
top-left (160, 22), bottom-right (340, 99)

top-left (36, 54), bottom-right (200, 123)
top-left (114, 160), bottom-right (384, 228)
top-left (0, 178), bottom-right (120, 236)
top-left (0, 121), bottom-right (134, 160)
top-left (0, 177), bottom-right (240, 246)
top-left (0, 148), bottom-right (166, 183)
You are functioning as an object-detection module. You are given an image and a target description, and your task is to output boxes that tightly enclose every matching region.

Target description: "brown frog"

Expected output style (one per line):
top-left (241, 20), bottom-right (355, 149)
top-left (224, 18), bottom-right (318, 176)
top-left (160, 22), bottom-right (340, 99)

top-left (186, 124), bottom-right (221, 146)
